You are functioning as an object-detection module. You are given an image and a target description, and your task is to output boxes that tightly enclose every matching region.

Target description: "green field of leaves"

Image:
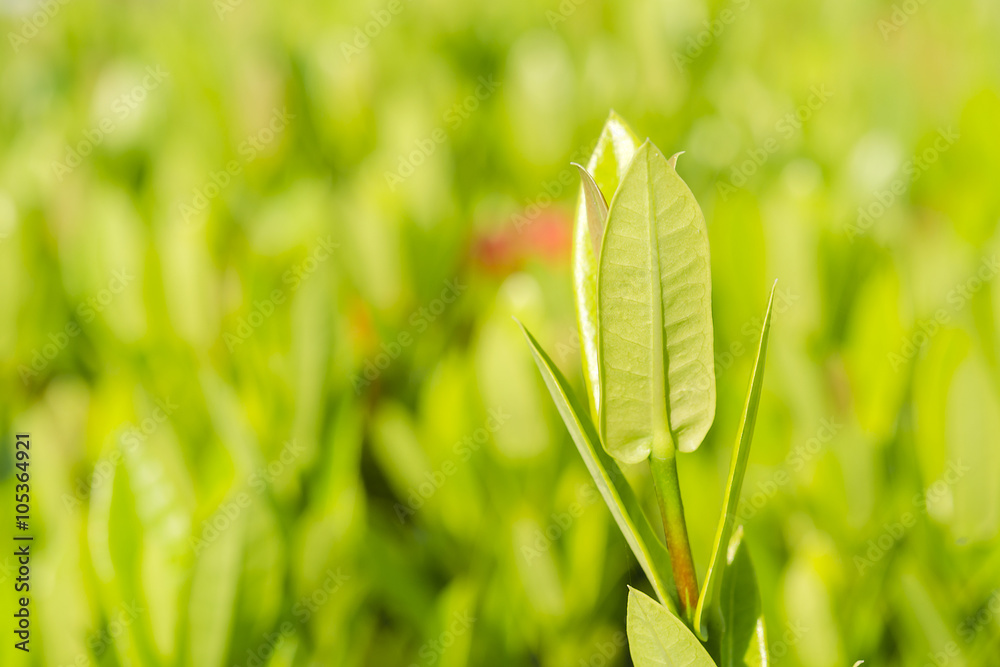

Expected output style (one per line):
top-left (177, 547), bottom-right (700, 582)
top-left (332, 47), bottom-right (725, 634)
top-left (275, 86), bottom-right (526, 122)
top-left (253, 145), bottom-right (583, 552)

top-left (2, 0), bottom-right (1000, 665)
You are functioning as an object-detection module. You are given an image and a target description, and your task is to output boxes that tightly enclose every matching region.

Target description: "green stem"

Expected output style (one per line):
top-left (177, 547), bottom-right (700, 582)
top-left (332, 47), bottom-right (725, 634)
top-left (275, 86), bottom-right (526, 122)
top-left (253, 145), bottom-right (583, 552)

top-left (649, 448), bottom-right (699, 624)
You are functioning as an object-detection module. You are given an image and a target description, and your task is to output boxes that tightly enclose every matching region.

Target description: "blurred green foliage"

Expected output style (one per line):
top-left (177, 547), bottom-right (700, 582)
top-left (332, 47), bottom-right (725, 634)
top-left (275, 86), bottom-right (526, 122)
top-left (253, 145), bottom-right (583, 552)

top-left (2, 0), bottom-right (1000, 665)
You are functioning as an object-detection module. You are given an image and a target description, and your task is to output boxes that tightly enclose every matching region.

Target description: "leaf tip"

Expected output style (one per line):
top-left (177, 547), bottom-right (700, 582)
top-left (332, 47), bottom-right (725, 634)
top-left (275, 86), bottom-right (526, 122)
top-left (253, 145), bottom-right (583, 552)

top-left (512, 316), bottom-right (530, 337)
top-left (606, 108), bottom-right (625, 124)
top-left (626, 586), bottom-right (649, 611)
top-left (573, 163), bottom-right (604, 197)
top-left (764, 280), bottom-right (779, 324)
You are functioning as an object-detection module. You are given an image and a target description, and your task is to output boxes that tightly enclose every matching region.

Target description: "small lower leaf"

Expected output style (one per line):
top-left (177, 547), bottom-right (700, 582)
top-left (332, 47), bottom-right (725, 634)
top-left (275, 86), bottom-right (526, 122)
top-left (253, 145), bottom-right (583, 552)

top-left (716, 527), bottom-right (768, 667)
top-left (627, 587), bottom-right (718, 667)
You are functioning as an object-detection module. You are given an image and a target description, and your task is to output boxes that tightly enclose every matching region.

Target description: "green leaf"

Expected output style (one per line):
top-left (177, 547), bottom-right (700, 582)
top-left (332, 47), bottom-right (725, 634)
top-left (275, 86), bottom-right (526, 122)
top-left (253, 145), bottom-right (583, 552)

top-left (695, 283), bottom-right (776, 640)
top-left (714, 527), bottom-right (768, 667)
top-left (573, 163), bottom-right (609, 258)
top-left (574, 111), bottom-right (642, 418)
top-left (188, 498), bottom-right (244, 667)
top-left (627, 587), bottom-right (718, 667)
top-left (598, 140), bottom-right (716, 462)
top-left (226, 504), bottom-right (286, 665)
top-left (517, 320), bottom-right (679, 614)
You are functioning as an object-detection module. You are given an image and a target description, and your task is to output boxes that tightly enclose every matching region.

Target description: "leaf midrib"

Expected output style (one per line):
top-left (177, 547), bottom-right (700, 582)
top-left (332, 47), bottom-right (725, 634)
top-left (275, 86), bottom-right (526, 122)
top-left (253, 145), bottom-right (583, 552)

top-left (646, 149), bottom-right (672, 456)
top-left (636, 598), bottom-right (679, 667)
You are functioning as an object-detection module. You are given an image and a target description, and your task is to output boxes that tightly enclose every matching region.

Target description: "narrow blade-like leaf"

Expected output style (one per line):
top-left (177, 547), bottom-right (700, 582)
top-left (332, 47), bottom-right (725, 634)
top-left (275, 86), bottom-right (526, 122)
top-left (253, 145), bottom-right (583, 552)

top-left (574, 111), bottom-right (642, 418)
top-left (598, 140), bottom-right (716, 462)
top-left (717, 527), bottom-right (768, 667)
top-left (695, 282), bottom-right (776, 640)
top-left (627, 587), bottom-right (718, 667)
top-left (517, 320), bottom-right (679, 613)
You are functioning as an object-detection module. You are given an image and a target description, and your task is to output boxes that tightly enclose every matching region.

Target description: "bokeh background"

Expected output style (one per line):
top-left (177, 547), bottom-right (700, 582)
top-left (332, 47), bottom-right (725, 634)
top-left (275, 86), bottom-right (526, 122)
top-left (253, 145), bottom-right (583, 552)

top-left (2, 0), bottom-right (1000, 664)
